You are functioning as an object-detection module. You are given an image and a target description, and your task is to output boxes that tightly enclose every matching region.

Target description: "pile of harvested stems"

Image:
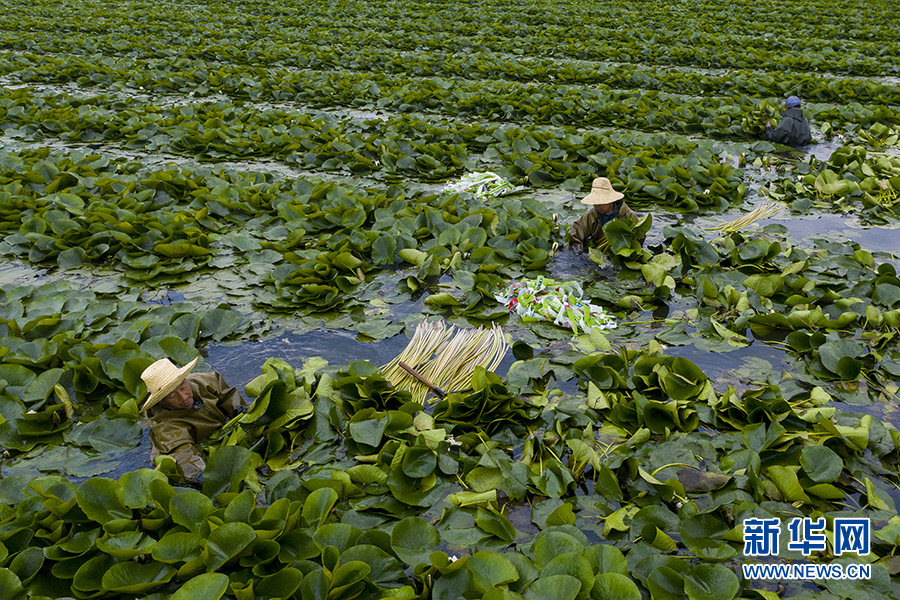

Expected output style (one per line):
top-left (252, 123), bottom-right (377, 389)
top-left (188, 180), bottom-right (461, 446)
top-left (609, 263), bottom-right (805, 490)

top-left (382, 320), bottom-right (508, 403)
top-left (705, 203), bottom-right (783, 233)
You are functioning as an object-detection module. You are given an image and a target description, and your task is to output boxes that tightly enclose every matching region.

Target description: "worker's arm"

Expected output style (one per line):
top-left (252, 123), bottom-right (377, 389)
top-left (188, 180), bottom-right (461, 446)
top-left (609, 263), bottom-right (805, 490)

top-left (167, 443), bottom-right (206, 483)
top-left (568, 212), bottom-right (592, 253)
top-left (149, 423), bottom-right (205, 483)
top-left (766, 119), bottom-right (791, 145)
top-left (211, 371), bottom-right (245, 416)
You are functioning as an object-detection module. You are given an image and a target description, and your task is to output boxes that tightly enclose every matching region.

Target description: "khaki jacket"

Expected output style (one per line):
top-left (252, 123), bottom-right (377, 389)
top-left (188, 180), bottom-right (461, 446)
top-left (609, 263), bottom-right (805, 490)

top-left (146, 371), bottom-right (243, 482)
top-left (568, 202), bottom-right (639, 252)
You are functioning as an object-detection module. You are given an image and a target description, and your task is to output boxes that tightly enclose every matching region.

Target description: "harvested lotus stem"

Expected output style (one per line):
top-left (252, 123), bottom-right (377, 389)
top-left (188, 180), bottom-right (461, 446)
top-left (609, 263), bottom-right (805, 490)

top-left (383, 321), bottom-right (508, 403)
top-left (419, 324), bottom-right (508, 402)
top-left (382, 320), bottom-right (448, 391)
top-left (705, 203), bottom-right (783, 233)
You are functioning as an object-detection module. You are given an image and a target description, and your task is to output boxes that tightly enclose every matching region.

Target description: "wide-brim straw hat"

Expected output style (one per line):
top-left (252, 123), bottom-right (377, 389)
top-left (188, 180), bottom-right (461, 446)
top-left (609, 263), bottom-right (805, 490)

top-left (581, 177), bottom-right (624, 205)
top-left (140, 357), bottom-right (198, 412)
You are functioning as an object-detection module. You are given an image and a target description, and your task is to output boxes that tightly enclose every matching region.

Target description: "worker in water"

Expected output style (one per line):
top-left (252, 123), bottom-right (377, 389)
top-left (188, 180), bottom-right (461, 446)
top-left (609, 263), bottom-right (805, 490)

top-left (568, 177), bottom-right (640, 253)
top-left (140, 357), bottom-right (246, 485)
top-left (766, 96), bottom-right (812, 147)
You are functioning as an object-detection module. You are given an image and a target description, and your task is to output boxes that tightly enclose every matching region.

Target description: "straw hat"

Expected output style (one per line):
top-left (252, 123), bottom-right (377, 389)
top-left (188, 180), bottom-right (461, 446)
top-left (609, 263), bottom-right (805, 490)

top-left (580, 177), bottom-right (624, 205)
top-left (140, 357), bottom-right (198, 412)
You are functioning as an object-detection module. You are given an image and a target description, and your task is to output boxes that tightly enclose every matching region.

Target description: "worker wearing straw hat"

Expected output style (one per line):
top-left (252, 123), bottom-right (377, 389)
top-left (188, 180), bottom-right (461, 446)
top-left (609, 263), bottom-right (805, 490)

top-left (568, 177), bottom-right (640, 253)
top-left (140, 357), bottom-right (246, 485)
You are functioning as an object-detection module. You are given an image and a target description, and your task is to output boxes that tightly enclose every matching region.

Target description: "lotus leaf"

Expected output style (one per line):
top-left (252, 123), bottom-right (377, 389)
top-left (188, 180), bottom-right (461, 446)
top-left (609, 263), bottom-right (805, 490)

top-left (75, 477), bottom-right (131, 525)
top-left (169, 492), bottom-right (215, 535)
top-left (101, 561), bottom-right (177, 594)
top-left (391, 517), bottom-right (440, 566)
top-left (523, 574), bottom-right (582, 600)
top-left (170, 573), bottom-right (229, 600)
top-left (206, 522), bottom-right (257, 572)
top-left (203, 445), bottom-right (255, 496)
top-left (800, 445), bottom-right (844, 483)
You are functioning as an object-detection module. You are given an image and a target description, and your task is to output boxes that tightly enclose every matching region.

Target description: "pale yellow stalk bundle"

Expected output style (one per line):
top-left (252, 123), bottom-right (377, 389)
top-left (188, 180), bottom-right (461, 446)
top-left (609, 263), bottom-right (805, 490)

top-left (382, 320), bottom-right (508, 403)
top-left (705, 203), bottom-right (783, 234)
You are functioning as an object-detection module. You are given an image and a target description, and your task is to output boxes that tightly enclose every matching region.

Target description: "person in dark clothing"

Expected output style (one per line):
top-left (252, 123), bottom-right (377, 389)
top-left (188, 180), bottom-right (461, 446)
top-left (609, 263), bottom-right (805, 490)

top-left (766, 96), bottom-right (812, 147)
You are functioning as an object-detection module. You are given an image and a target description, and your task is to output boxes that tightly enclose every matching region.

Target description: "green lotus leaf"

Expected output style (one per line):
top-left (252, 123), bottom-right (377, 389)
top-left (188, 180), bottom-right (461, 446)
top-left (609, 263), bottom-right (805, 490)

top-left (8, 546), bottom-right (43, 586)
top-left (533, 532), bottom-right (586, 570)
top-left (0, 365), bottom-right (37, 399)
top-left (646, 565), bottom-right (685, 600)
top-left (401, 446), bottom-right (437, 478)
top-left (254, 567), bottom-right (304, 599)
top-left (542, 553), bottom-right (594, 600)
top-left (348, 413), bottom-right (388, 448)
top-left (523, 574), bottom-right (582, 600)
top-left (391, 517), bottom-right (440, 566)
top-left (121, 356), bottom-right (154, 398)
top-left (584, 545), bottom-right (627, 576)
top-left (199, 308), bottom-right (245, 341)
top-left (96, 531), bottom-right (154, 560)
top-left (767, 466), bottom-right (810, 503)
top-left (346, 465), bottom-right (388, 485)
top-left (662, 357), bottom-right (708, 400)
top-left (818, 339), bottom-right (865, 380)
top-left (372, 235), bottom-right (398, 265)
top-left (142, 336), bottom-right (201, 365)
top-left (474, 508), bottom-right (517, 542)
top-left (302, 488), bottom-right (339, 529)
top-left (592, 573), bottom-right (641, 600)
top-left (468, 551), bottom-right (519, 592)
top-left (873, 283), bottom-right (900, 308)
top-left (151, 532), bottom-right (203, 564)
top-left (0, 568), bottom-right (24, 600)
top-left (203, 445), bottom-right (254, 497)
top-left (21, 368), bottom-right (63, 405)
top-left (73, 554), bottom-right (115, 593)
top-left (207, 522), bottom-right (257, 572)
top-left (330, 560), bottom-right (371, 596)
top-left (101, 560), bottom-right (176, 594)
top-left (683, 564), bottom-right (739, 600)
top-left (424, 292), bottom-right (462, 306)
top-left (120, 469), bottom-right (167, 509)
top-left (89, 417), bottom-right (141, 453)
top-left (169, 492), bottom-right (215, 534)
top-left (800, 445), bottom-right (843, 483)
top-left (154, 243), bottom-right (211, 258)
top-left (170, 573), bottom-right (229, 600)
top-left (484, 589), bottom-right (527, 600)
top-left (75, 477), bottom-right (132, 525)
top-left (676, 469), bottom-right (732, 493)
top-left (313, 523), bottom-right (362, 552)
top-left (340, 545), bottom-right (404, 584)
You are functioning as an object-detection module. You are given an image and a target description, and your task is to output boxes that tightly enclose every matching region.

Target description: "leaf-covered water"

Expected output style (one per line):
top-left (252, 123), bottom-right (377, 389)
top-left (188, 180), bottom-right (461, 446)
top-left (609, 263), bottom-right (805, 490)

top-left (2, 0), bottom-right (900, 598)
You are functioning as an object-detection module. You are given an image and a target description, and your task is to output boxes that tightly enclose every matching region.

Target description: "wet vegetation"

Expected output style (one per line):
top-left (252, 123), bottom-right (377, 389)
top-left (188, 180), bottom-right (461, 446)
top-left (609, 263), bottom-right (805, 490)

top-left (1, 0), bottom-right (900, 598)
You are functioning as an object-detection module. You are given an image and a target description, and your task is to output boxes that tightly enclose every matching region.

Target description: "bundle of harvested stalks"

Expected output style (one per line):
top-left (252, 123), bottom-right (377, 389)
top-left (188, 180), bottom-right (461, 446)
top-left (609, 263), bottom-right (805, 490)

top-left (382, 320), bottom-right (508, 403)
top-left (705, 204), bottom-right (783, 233)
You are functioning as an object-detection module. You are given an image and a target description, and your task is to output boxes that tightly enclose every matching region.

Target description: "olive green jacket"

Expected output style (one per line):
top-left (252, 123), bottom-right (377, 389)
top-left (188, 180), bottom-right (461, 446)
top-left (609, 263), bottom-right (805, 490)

top-left (568, 202), bottom-right (639, 252)
top-left (146, 371), bottom-right (243, 482)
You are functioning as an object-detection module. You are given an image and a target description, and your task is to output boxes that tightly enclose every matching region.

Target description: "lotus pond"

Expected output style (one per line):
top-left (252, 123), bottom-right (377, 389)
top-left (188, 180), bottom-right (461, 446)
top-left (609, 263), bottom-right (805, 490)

top-left (1, 0), bottom-right (900, 599)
